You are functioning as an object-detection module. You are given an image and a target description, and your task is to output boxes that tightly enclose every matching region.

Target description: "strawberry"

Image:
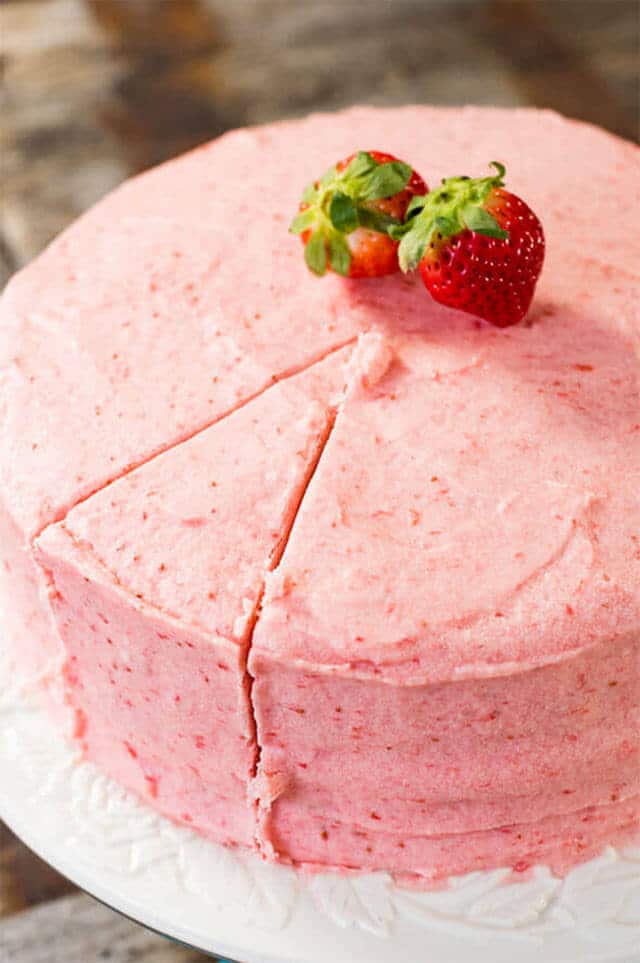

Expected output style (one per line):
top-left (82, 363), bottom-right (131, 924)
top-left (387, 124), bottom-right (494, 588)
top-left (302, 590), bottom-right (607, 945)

top-left (397, 162), bottom-right (545, 327)
top-left (290, 150), bottom-right (427, 279)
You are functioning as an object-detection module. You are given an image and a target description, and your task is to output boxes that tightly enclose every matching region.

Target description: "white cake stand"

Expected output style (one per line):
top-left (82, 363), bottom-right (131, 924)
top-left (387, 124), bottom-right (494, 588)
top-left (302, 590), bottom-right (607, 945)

top-left (1, 632), bottom-right (638, 963)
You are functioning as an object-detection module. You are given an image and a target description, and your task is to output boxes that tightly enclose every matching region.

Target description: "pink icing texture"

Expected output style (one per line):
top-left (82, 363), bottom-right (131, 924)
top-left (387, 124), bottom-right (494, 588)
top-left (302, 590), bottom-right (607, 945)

top-left (0, 106), bottom-right (638, 884)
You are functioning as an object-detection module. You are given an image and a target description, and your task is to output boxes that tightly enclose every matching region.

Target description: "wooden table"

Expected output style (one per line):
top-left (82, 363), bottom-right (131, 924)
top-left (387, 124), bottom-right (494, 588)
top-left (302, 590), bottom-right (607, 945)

top-left (1, 1), bottom-right (638, 960)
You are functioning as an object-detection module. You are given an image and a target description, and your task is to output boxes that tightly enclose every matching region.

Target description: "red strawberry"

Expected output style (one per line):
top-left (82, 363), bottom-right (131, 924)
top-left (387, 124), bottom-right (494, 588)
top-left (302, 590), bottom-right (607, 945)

top-left (290, 150), bottom-right (427, 279)
top-left (398, 162), bottom-right (544, 327)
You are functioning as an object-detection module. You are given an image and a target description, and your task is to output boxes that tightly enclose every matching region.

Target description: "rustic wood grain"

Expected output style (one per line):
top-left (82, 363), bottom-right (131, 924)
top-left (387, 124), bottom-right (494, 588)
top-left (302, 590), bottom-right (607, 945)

top-left (0, 891), bottom-right (215, 961)
top-left (0, 824), bottom-right (26, 918)
top-left (86, 0), bottom-right (231, 171)
top-left (0, 241), bottom-right (17, 291)
top-left (479, 0), bottom-right (639, 142)
top-left (0, 823), bottom-right (76, 919)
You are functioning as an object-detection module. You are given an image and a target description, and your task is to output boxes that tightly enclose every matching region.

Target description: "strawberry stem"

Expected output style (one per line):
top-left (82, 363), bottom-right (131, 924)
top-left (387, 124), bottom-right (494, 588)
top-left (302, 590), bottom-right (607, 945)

top-left (489, 161), bottom-right (506, 183)
top-left (397, 162), bottom-right (509, 273)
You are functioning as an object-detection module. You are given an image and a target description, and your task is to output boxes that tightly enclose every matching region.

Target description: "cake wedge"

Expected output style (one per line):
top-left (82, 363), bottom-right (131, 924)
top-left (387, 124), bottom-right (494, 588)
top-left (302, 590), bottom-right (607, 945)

top-left (35, 349), bottom-right (350, 844)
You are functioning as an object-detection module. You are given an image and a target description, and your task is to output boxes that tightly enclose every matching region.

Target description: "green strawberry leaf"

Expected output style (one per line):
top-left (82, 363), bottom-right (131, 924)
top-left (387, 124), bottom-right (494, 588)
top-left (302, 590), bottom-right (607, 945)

top-left (358, 207), bottom-right (403, 235)
top-left (304, 229), bottom-right (327, 276)
top-left (406, 193), bottom-right (428, 218)
top-left (387, 220), bottom-right (410, 241)
top-left (357, 161), bottom-right (412, 201)
top-left (329, 191), bottom-right (359, 233)
top-left (319, 165), bottom-right (338, 190)
top-left (344, 151), bottom-right (377, 181)
top-left (328, 232), bottom-right (351, 276)
top-left (434, 214), bottom-right (458, 236)
top-left (398, 218), bottom-right (434, 273)
top-left (289, 208), bottom-right (316, 235)
top-left (302, 182), bottom-right (317, 204)
top-left (462, 204), bottom-right (509, 239)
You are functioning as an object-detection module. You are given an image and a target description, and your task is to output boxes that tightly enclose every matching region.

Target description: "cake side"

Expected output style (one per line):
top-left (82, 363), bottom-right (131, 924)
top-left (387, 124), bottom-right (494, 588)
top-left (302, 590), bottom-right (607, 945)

top-left (251, 636), bottom-right (639, 878)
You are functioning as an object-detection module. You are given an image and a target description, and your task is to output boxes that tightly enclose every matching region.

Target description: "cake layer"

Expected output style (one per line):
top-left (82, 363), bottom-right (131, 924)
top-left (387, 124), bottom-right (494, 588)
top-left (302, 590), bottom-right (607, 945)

top-left (251, 635), bottom-right (639, 875)
top-left (36, 556), bottom-right (256, 844)
top-left (35, 352), bottom-right (349, 842)
top-left (266, 796), bottom-right (640, 882)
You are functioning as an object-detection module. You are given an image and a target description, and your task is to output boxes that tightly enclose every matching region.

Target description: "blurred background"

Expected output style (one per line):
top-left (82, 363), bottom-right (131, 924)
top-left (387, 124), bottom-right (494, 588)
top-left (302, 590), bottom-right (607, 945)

top-left (0, 1), bottom-right (638, 961)
top-left (1, 0), bottom-right (639, 280)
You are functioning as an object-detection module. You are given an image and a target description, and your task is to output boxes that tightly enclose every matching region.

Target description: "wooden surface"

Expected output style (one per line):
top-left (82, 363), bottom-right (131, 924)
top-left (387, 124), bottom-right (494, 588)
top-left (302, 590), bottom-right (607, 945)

top-left (1, 892), bottom-right (209, 963)
top-left (0, 1), bottom-right (638, 960)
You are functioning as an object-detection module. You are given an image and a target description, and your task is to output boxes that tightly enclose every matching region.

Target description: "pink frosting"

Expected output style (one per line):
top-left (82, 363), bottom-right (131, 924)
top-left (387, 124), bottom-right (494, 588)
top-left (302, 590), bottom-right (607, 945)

top-left (1, 106), bottom-right (638, 882)
top-left (34, 354), bottom-right (348, 842)
top-left (251, 272), bottom-right (640, 877)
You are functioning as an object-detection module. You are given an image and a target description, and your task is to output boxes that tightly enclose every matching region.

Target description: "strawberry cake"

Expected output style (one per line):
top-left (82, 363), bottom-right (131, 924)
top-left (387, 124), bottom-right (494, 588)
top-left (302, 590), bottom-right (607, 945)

top-left (0, 106), bottom-right (638, 885)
